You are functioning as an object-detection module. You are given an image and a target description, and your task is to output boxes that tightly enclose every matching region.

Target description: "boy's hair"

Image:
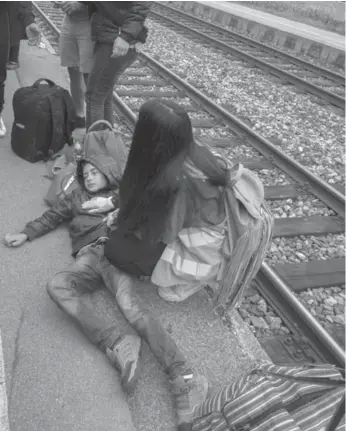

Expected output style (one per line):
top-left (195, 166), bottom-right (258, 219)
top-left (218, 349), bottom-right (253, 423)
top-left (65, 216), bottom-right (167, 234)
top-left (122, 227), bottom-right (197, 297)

top-left (117, 100), bottom-right (194, 242)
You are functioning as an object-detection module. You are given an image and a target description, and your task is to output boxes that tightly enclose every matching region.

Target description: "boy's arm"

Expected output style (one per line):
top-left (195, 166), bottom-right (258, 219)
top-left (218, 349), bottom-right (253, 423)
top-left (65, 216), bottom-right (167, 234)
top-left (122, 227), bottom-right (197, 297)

top-left (21, 195), bottom-right (74, 241)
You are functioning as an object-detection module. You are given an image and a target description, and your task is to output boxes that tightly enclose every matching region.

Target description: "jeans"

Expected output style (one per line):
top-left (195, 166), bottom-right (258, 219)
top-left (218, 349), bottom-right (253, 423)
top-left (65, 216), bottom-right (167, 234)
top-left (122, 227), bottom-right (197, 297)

top-left (85, 43), bottom-right (137, 129)
top-left (47, 243), bottom-right (186, 376)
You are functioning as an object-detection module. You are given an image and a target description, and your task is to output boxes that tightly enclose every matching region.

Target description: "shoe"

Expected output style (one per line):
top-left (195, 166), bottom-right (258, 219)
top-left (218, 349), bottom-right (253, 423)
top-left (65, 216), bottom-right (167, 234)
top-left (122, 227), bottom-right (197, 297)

top-left (0, 116), bottom-right (6, 138)
top-left (106, 334), bottom-right (141, 392)
top-left (6, 61), bottom-right (20, 70)
top-left (171, 371), bottom-right (210, 429)
top-left (158, 284), bottom-right (205, 302)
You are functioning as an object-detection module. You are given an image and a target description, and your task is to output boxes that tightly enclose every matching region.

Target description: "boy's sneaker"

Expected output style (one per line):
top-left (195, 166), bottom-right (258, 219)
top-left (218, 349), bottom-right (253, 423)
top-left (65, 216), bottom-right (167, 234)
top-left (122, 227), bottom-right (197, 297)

top-left (0, 116), bottom-right (6, 138)
top-left (106, 334), bottom-right (141, 392)
top-left (170, 370), bottom-right (210, 429)
top-left (158, 284), bottom-right (204, 302)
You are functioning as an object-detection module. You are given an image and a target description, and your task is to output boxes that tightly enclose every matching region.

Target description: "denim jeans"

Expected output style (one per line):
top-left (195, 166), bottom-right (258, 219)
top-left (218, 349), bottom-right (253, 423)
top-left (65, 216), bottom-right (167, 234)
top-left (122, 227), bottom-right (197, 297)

top-left (47, 243), bottom-right (186, 375)
top-left (85, 43), bottom-right (137, 129)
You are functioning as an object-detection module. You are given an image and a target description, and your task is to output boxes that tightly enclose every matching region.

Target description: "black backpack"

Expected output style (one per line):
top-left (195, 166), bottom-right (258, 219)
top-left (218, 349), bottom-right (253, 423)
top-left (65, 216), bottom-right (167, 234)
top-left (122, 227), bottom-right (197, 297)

top-left (11, 78), bottom-right (76, 163)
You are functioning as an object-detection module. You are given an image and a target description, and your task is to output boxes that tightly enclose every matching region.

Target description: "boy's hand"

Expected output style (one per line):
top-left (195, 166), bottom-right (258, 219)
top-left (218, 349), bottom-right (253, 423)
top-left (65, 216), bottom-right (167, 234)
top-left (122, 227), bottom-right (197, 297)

top-left (111, 37), bottom-right (130, 58)
top-left (82, 197), bottom-right (114, 214)
top-left (4, 233), bottom-right (28, 248)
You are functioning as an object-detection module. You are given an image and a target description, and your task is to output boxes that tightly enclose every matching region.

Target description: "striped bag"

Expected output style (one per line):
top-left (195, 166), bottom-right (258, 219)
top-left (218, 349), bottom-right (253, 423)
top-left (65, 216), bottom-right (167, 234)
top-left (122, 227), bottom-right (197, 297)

top-left (192, 362), bottom-right (345, 431)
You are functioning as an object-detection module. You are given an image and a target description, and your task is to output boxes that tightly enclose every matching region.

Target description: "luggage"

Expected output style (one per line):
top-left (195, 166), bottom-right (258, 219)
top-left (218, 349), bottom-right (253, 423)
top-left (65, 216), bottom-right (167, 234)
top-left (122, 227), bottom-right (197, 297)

top-left (11, 78), bottom-right (76, 163)
top-left (82, 120), bottom-right (128, 178)
top-left (192, 362), bottom-right (345, 431)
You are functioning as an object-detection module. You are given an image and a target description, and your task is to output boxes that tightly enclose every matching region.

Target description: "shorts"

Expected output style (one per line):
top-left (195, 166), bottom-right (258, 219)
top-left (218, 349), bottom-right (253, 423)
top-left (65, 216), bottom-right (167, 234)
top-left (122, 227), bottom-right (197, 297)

top-left (59, 15), bottom-right (95, 74)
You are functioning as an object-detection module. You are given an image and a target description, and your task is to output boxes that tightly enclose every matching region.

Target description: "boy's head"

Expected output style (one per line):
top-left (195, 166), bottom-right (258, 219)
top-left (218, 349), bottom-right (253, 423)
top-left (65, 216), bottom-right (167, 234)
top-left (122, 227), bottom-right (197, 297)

top-left (82, 163), bottom-right (108, 193)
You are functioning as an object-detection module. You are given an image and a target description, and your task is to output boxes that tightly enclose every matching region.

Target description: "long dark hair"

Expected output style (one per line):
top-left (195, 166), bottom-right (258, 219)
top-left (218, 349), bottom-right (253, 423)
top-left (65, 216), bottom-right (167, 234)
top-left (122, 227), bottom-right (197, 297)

top-left (117, 100), bottom-right (227, 242)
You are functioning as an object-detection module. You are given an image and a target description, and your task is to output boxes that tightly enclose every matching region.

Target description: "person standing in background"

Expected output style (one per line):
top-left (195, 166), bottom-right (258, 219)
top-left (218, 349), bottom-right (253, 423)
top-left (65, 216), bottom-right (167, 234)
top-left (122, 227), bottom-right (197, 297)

top-left (83, 2), bottom-right (151, 129)
top-left (0, 2), bottom-right (41, 137)
top-left (55, 2), bottom-right (95, 130)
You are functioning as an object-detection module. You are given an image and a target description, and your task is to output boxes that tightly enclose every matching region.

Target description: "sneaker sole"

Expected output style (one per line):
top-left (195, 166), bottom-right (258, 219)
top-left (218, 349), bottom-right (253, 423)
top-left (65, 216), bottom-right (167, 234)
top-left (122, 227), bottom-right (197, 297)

top-left (121, 337), bottom-right (141, 392)
top-left (177, 376), bottom-right (211, 429)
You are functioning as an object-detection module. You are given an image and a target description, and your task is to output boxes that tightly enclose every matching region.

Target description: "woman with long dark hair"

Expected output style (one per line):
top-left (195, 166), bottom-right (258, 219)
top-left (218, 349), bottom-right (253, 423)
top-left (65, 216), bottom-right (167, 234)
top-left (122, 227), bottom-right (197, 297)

top-left (80, 99), bottom-right (272, 428)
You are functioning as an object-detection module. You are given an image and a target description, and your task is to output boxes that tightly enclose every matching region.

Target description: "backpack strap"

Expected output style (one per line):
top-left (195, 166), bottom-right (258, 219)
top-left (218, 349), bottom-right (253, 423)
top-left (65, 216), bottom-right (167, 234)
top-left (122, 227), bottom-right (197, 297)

top-left (88, 119), bottom-right (114, 132)
top-left (46, 92), bottom-right (65, 160)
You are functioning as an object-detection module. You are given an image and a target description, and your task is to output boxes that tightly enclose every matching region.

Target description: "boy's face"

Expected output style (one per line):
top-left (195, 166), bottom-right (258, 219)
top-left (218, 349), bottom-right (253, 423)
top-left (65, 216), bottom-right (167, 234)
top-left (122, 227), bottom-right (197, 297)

top-left (83, 163), bottom-right (108, 193)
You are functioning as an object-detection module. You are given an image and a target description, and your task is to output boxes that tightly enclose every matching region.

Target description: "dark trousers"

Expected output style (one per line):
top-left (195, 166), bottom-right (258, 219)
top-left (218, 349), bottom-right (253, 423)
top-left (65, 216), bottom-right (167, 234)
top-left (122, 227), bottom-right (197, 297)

top-left (9, 43), bottom-right (20, 63)
top-left (0, 12), bottom-right (9, 114)
top-left (85, 43), bottom-right (137, 129)
top-left (47, 243), bottom-right (186, 376)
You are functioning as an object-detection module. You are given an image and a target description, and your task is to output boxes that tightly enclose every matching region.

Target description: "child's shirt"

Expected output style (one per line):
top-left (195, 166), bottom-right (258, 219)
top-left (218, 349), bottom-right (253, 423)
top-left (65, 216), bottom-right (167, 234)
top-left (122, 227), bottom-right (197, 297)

top-left (22, 154), bottom-right (121, 256)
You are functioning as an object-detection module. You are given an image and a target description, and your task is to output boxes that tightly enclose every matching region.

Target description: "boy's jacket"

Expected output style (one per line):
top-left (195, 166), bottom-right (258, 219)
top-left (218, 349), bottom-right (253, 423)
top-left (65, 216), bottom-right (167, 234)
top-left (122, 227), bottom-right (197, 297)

top-left (22, 154), bottom-right (120, 256)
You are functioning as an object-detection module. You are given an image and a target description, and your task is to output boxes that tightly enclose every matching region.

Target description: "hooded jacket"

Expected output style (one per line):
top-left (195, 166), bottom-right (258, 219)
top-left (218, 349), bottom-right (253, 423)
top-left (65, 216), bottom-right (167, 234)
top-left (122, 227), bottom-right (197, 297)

top-left (22, 154), bottom-right (121, 256)
top-left (85, 2), bottom-right (151, 44)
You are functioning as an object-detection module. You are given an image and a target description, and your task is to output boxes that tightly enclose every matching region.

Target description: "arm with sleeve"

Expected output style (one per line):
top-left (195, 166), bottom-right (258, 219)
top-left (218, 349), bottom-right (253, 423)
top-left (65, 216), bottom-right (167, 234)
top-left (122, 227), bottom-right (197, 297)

top-left (22, 195), bottom-right (74, 241)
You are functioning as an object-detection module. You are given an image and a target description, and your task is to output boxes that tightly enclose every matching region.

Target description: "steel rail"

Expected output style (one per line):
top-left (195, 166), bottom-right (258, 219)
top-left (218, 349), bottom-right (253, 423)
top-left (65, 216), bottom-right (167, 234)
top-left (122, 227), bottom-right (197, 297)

top-left (154, 2), bottom-right (345, 86)
top-left (33, 1), bottom-right (346, 368)
top-left (139, 52), bottom-right (345, 217)
top-left (150, 8), bottom-right (345, 110)
top-left (255, 263), bottom-right (345, 368)
top-left (112, 83), bottom-right (346, 369)
top-left (32, 1), bottom-right (346, 217)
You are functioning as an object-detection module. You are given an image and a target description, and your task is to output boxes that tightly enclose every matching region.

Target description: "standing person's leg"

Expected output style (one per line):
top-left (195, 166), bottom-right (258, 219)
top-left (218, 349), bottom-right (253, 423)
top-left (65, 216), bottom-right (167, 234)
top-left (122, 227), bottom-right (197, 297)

top-left (85, 44), bottom-right (137, 129)
top-left (60, 15), bottom-right (86, 128)
top-left (0, 12), bottom-right (9, 137)
top-left (7, 43), bottom-right (20, 69)
top-left (100, 255), bottom-right (210, 428)
top-left (46, 244), bottom-right (141, 391)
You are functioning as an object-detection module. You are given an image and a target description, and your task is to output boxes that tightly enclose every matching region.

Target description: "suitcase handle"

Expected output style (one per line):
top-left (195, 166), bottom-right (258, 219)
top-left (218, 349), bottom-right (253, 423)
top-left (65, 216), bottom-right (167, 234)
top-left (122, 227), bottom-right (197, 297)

top-left (87, 120), bottom-right (114, 132)
top-left (33, 78), bottom-right (56, 88)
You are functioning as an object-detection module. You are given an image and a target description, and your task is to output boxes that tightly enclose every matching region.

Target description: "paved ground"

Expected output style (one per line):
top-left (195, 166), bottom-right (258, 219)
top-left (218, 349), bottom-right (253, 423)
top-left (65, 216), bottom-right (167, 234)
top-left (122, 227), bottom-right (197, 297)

top-left (202, 1), bottom-right (345, 51)
top-left (1, 41), bottom-right (269, 431)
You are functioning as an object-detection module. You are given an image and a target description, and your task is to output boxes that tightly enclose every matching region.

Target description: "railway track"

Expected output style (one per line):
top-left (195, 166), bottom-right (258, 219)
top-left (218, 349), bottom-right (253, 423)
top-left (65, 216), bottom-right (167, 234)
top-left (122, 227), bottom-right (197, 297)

top-left (33, 2), bottom-right (345, 369)
top-left (151, 2), bottom-right (345, 112)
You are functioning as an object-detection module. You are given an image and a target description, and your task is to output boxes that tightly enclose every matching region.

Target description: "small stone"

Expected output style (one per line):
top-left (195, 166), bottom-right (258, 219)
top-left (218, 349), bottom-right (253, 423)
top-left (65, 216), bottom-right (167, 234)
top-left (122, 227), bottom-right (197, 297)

top-left (251, 316), bottom-right (269, 329)
top-left (325, 315), bottom-right (334, 323)
top-left (334, 314), bottom-right (345, 325)
top-left (249, 294), bottom-right (261, 304)
top-left (266, 316), bottom-right (282, 329)
top-left (324, 297), bottom-right (338, 307)
top-left (238, 309), bottom-right (249, 319)
top-left (296, 252), bottom-right (306, 260)
top-left (257, 299), bottom-right (267, 313)
top-left (323, 305), bottom-right (333, 312)
top-left (281, 327), bottom-right (290, 334)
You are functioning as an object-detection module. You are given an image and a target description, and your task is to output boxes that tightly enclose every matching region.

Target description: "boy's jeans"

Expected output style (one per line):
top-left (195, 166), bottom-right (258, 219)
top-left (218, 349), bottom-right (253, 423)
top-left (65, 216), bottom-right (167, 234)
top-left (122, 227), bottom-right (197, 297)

top-left (47, 242), bottom-right (186, 376)
top-left (85, 43), bottom-right (137, 129)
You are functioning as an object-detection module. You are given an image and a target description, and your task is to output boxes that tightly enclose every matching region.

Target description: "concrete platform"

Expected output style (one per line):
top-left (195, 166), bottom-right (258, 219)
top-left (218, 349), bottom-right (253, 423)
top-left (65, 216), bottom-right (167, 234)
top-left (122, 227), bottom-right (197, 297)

top-left (0, 38), bottom-right (270, 431)
top-left (168, 1), bottom-right (345, 68)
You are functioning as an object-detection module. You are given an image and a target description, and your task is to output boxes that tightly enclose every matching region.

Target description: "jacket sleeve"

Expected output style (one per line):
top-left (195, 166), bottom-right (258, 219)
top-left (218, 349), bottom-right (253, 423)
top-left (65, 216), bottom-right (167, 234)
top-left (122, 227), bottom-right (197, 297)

top-left (17, 2), bottom-right (35, 29)
top-left (119, 2), bottom-right (151, 43)
top-left (22, 195), bottom-right (73, 241)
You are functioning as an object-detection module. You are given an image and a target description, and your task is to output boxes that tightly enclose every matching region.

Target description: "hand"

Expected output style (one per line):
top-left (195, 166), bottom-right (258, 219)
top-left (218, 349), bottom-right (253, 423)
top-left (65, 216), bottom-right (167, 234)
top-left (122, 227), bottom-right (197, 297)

top-left (82, 197), bottom-right (114, 214)
top-left (26, 23), bottom-right (41, 46)
top-left (61, 1), bottom-right (85, 15)
top-left (111, 37), bottom-right (130, 58)
top-left (103, 209), bottom-right (119, 227)
top-left (4, 233), bottom-right (28, 248)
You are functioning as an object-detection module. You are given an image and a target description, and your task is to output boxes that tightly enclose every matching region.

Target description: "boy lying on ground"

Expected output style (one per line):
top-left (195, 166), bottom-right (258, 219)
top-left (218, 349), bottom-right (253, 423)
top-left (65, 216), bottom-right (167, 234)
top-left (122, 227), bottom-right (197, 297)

top-left (4, 152), bottom-right (209, 429)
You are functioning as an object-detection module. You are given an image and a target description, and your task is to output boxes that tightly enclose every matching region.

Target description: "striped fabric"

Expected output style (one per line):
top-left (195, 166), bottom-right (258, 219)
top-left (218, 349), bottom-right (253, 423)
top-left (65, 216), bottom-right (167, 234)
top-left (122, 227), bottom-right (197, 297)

top-left (192, 363), bottom-right (345, 431)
